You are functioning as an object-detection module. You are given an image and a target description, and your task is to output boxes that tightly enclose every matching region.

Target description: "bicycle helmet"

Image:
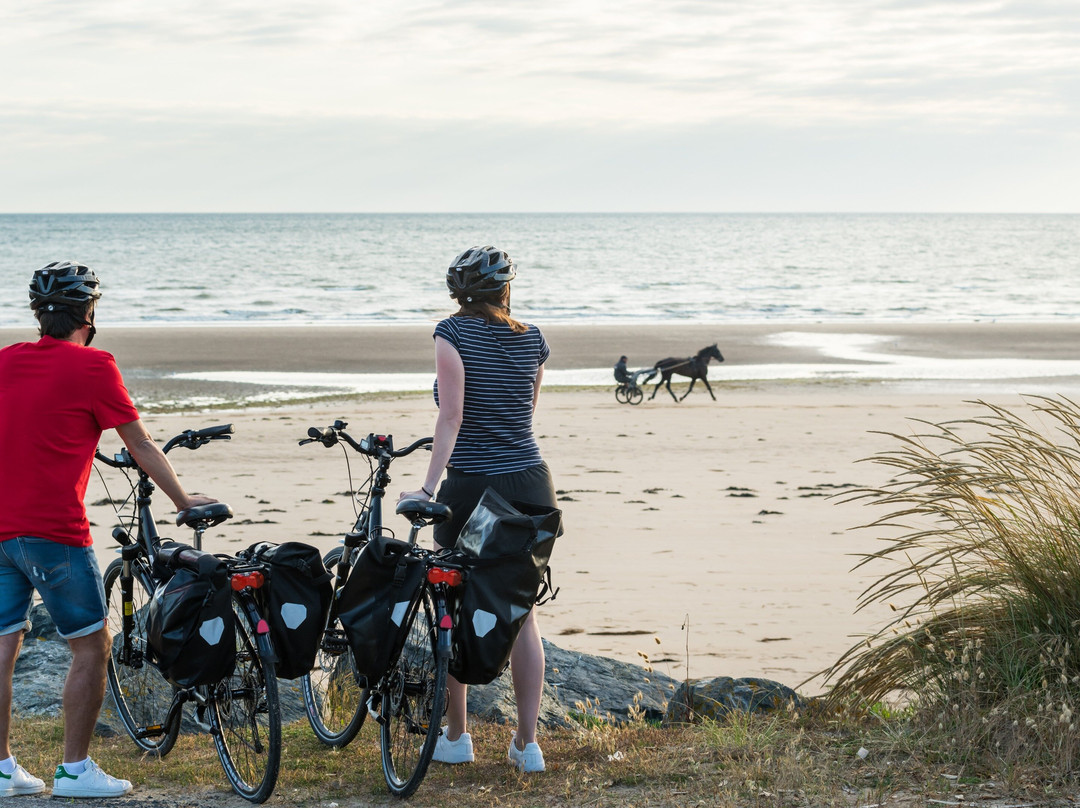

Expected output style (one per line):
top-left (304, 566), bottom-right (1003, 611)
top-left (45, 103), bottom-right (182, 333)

top-left (29, 261), bottom-right (101, 311)
top-left (446, 246), bottom-right (516, 302)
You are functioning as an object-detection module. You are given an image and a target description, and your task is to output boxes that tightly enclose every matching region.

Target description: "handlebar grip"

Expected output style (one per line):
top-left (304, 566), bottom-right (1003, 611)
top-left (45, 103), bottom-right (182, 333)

top-left (193, 424), bottom-right (234, 440)
top-left (307, 426), bottom-right (338, 447)
top-left (157, 541), bottom-right (228, 589)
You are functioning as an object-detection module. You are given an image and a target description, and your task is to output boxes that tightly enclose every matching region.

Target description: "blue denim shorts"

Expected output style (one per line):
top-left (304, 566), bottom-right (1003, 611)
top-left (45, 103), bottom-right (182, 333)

top-left (0, 537), bottom-right (107, 639)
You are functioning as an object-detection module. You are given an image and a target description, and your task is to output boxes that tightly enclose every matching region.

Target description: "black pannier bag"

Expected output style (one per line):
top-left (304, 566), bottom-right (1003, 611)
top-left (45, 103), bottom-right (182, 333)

top-left (448, 488), bottom-right (562, 685)
top-left (242, 541), bottom-right (334, 680)
top-left (146, 545), bottom-right (235, 688)
top-left (336, 534), bottom-right (426, 683)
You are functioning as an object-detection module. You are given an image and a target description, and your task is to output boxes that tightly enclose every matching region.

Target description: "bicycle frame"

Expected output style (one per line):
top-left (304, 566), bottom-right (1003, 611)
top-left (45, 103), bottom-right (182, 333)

top-left (303, 428), bottom-right (431, 636)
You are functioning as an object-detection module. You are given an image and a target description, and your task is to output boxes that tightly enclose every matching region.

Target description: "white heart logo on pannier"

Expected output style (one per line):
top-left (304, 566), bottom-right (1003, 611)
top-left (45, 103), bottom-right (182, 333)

top-left (199, 617), bottom-right (225, 646)
top-left (280, 602), bottom-right (307, 630)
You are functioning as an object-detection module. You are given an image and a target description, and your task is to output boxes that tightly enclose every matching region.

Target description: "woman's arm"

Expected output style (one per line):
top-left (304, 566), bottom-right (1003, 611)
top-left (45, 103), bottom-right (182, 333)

top-left (400, 336), bottom-right (464, 500)
top-left (533, 363), bottom-right (544, 411)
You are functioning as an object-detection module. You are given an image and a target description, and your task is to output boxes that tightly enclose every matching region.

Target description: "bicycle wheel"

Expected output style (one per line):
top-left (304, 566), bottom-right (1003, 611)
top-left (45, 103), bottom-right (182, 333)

top-left (627, 386), bottom-right (644, 405)
top-left (301, 547), bottom-right (369, 747)
top-left (103, 557), bottom-right (180, 756)
top-left (211, 592), bottom-right (281, 803)
top-left (614, 384), bottom-right (629, 403)
top-left (380, 586), bottom-right (447, 799)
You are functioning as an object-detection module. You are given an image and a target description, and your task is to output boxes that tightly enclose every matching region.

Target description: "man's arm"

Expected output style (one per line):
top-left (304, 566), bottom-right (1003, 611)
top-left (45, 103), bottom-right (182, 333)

top-left (115, 419), bottom-right (218, 512)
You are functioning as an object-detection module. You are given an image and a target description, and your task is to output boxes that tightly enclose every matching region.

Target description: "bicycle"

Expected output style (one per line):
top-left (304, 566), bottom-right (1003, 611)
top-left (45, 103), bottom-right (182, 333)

top-left (96, 425), bottom-right (282, 803)
top-left (299, 421), bottom-right (464, 799)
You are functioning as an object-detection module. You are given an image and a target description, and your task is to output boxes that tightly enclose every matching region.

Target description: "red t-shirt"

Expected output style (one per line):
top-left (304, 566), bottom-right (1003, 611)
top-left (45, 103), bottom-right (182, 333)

top-left (0, 337), bottom-right (140, 547)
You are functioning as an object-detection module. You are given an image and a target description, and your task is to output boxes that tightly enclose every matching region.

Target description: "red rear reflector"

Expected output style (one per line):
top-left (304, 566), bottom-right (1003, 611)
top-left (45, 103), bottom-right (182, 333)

top-left (257, 619), bottom-right (270, 634)
top-left (427, 567), bottom-right (462, 587)
top-left (230, 571), bottom-right (265, 591)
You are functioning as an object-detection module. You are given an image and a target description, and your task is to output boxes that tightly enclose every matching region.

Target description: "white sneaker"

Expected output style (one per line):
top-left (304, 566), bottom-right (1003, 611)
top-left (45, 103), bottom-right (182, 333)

top-left (52, 759), bottom-right (133, 798)
top-left (432, 728), bottom-right (474, 764)
top-left (0, 760), bottom-right (45, 796)
top-left (507, 734), bottom-right (545, 772)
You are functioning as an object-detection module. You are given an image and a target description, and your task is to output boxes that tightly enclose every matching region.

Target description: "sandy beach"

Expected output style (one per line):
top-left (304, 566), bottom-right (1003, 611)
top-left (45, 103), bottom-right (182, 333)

top-left (7, 321), bottom-right (1080, 695)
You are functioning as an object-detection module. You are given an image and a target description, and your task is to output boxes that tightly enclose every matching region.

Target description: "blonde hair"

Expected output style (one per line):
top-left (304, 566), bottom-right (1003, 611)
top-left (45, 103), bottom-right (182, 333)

top-left (452, 285), bottom-right (527, 334)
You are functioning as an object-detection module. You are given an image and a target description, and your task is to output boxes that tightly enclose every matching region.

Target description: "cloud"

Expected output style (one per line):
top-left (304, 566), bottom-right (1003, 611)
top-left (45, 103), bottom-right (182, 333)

top-left (1, 102), bottom-right (1077, 213)
top-left (1, 1), bottom-right (1078, 210)
top-left (3, 0), bottom-right (1079, 128)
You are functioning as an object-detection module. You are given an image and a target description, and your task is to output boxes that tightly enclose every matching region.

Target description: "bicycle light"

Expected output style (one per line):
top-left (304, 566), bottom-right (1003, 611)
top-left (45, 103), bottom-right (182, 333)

top-left (230, 570), bottom-right (265, 591)
top-left (427, 567), bottom-right (462, 587)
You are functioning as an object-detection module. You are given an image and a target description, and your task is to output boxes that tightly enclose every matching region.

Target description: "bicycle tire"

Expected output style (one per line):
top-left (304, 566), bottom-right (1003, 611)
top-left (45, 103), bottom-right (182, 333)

top-left (379, 586), bottom-right (447, 799)
top-left (211, 592), bottom-right (282, 803)
top-left (614, 384), bottom-right (629, 404)
top-left (627, 386), bottom-right (644, 405)
top-left (300, 546), bottom-right (369, 747)
top-left (103, 557), bottom-right (181, 756)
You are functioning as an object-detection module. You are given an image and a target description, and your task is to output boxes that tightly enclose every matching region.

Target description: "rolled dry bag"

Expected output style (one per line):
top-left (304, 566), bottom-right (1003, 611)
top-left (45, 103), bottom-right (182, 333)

top-left (146, 549), bottom-right (235, 687)
top-left (242, 541), bottom-right (334, 679)
top-left (448, 487), bottom-right (562, 685)
top-left (336, 534), bottom-right (425, 684)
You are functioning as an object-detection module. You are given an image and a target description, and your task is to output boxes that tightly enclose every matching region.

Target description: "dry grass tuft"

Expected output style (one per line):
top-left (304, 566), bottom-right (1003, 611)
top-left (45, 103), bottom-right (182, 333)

top-left (823, 395), bottom-right (1080, 776)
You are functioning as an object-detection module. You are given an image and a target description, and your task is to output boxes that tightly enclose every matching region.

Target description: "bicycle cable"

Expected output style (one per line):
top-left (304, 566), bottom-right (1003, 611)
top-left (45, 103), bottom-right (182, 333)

top-left (340, 440), bottom-right (362, 521)
top-left (92, 460), bottom-right (138, 539)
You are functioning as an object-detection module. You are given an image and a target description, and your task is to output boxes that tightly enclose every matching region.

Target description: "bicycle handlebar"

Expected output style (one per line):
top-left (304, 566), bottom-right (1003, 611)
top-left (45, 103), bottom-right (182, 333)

top-left (162, 424), bottom-right (234, 454)
top-left (95, 447), bottom-right (136, 469)
top-left (95, 424), bottom-right (234, 470)
top-left (157, 540), bottom-right (229, 588)
top-left (299, 420), bottom-right (432, 460)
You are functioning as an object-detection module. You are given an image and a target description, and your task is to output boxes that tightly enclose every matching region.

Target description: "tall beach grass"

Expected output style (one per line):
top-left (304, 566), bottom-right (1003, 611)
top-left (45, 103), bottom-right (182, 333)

top-left (824, 395), bottom-right (1080, 774)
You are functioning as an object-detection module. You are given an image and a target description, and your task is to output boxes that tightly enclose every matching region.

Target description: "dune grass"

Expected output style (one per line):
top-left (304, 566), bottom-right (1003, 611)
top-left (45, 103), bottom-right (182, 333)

top-left (3, 711), bottom-right (962, 807)
top-left (12, 703), bottom-right (1077, 807)
top-left (823, 394), bottom-right (1080, 778)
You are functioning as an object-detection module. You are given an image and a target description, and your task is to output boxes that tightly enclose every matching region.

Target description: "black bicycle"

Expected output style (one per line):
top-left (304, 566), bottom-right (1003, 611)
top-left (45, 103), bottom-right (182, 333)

top-left (299, 421), bottom-right (464, 798)
top-left (96, 425), bottom-right (282, 803)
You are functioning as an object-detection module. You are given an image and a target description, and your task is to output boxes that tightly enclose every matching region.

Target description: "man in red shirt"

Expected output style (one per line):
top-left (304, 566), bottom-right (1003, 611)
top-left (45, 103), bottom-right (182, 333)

top-left (0, 262), bottom-right (217, 799)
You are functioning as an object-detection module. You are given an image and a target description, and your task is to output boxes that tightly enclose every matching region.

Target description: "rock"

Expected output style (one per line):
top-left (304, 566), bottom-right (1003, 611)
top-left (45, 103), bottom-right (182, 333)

top-left (15, 605), bottom-right (816, 736)
top-left (12, 635), bottom-right (70, 717)
top-left (663, 676), bottom-right (808, 725)
top-left (542, 639), bottom-right (674, 723)
top-left (28, 607), bottom-right (58, 641)
top-left (463, 670), bottom-right (569, 728)
top-left (458, 640), bottom-right (675, 728)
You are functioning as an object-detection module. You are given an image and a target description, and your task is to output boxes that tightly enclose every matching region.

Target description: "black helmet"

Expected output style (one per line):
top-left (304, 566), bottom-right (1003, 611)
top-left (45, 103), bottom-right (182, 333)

top-left (29, 262), bottom-right (101, 311)
top-left (446, 246), bottom-right (516, 302)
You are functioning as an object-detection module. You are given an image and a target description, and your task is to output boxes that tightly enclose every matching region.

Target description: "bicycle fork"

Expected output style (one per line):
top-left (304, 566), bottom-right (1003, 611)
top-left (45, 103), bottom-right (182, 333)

top-left (118, 545), bottom-right (141, 668)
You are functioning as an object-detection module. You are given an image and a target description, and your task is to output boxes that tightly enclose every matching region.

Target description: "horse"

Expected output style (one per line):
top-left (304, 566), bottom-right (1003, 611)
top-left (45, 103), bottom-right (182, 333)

top-left (649, 344), bottom-right (725, 402)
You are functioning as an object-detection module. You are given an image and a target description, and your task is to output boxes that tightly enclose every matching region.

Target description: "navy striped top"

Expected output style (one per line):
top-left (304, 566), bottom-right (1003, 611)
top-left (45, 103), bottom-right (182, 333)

top-left (433, 316), bottom-right (549, 475)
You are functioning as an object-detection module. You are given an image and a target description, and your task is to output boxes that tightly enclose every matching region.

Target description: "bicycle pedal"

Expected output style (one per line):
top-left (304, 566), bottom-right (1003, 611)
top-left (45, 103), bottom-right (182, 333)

top-left (367, 695), bottom-right (384, 725)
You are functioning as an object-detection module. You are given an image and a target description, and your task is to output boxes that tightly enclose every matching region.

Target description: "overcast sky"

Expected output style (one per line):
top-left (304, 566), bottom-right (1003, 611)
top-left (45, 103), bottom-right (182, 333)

top-left (2, 0), bottom-right (1078, 212)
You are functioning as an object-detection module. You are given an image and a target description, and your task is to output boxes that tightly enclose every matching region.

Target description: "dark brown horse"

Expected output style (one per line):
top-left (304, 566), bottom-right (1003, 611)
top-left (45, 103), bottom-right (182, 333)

top-left (649, 344), bottom-right (724, 402)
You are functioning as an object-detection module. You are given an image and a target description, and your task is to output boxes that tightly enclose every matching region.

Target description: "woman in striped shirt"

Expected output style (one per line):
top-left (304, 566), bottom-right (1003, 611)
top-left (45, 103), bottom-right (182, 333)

top-left (399, 245), bottom-right (555, 773)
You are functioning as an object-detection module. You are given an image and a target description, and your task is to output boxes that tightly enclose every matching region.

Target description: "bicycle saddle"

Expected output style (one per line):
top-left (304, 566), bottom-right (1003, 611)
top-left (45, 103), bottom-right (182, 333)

top-left (176, 502), bottom-right (234, 529)
top-left (395, 498), bottom-right (453, 525)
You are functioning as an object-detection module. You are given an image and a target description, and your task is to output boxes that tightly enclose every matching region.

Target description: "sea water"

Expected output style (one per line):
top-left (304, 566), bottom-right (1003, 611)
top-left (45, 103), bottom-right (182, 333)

top-left (2, 213), bottom-right (1078, 327)
top-left (2, 213), bottom-right (1078, 403)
